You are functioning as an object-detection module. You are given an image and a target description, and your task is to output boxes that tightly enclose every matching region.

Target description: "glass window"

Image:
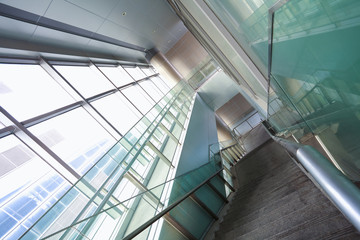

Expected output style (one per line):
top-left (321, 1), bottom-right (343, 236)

top-left (140, 67), bottom-right (154, 77)
top-left (121, 85), bottom-right (155, 115)
top-left (0, 64), bottom-right (75, 121)
top-left (54, 65), bottom-right (115, 98)
top-left (0, 135), bottom-right (70, 240)
top-left (123, 66), bottom-right (146, 80)
top-left (139, 80), bottom-right (165, 102)
top-left (151, 76), bottom-right (170, 94)
top-left (0, 135), bottom-right (45, 195)
top-left (0, 121), bottom-right (5, 128)
top-left (91, 92), bottom-right (142, 135)
top-left (98, 66), bottom-right (134, 87)
top-left (29, 108), bottom-right (116, 174)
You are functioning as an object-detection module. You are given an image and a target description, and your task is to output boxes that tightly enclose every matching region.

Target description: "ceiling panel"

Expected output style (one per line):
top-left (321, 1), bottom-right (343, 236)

top-left (44, 0), bottom-right (105, 32)
top-left (108, 0), bottom-right (156, 31)
top-left (162, 18), bottom-right (187, 40)
top-left (107, 0), bottom-right (185, 52)
top-left (0, 0), bottom-right (52, 15)
top-left (67, 0), bottom-right (119, 18)
top-left (0, 0), bottom-right (188, 62)
top-left (97, 20), bottom-right (153, 49)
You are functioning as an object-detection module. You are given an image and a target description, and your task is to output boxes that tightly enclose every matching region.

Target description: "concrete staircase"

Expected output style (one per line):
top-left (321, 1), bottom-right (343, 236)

top-left (212, 140), bottom-right (360, 240)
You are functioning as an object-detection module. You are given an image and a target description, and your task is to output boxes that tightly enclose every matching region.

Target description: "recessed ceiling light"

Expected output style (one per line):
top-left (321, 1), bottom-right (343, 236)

top-left (122, 12), bottom-right (127, 16)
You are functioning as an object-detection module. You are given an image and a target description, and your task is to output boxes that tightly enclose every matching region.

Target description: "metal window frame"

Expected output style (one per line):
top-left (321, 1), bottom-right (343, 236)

top-left (0, 57), bottom-right (164, 183)
top-left (0, 51), bottom-right (177, 240)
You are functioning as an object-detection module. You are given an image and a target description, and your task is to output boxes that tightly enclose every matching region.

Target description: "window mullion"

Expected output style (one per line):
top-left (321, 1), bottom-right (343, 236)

top-left (40, 58), bottom-right (122, 140)
top-left (0, 106), bottom-right (80, 184)
top-left (91, 61), bottom-right (144, 119)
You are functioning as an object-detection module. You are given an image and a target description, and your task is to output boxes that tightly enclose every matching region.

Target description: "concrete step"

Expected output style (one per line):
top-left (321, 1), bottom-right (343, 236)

top-left (272, 214), bottom-right (359, 240)
top-left (220, 183), bottom-right (322, 231)
top-left (212, 140), bottom-right (359, 240)
top-left (232, 166), bottom-right (303, 204)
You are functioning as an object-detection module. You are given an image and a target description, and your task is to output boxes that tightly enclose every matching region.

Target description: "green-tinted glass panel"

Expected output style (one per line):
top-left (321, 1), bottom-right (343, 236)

top-left (270, 0), bottom-right (360, 180)
top-left (158, 220), bottom-right (188, 240)
top-left (169, 198), bottom-right (213, 239)
top-left (195, 185), bottom-right (224, 214)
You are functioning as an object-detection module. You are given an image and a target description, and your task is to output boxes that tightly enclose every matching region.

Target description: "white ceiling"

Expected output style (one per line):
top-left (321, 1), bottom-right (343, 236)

top-left (0, 0), bottom-right (188, 62)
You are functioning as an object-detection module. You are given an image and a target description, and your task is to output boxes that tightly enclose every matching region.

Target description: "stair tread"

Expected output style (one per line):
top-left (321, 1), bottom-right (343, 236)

top-left (212, 140), bottom-right (358, 240)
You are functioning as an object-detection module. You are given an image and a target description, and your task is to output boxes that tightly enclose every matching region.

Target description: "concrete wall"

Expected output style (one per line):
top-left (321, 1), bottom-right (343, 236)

top-left (176, 94), bottom-right (218, 176)
top-left (216, 116), bottom-right (233, 142)
top-left (165, 31), bottom-right (210, 79)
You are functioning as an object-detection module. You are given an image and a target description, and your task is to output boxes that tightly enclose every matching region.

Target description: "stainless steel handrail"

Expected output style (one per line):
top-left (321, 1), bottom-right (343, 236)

top-left (263, 124), bottom-right (360, 231)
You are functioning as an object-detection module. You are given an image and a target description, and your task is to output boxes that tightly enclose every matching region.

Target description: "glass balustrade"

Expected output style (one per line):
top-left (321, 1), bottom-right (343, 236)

top-left (187, 59), bottom-right (220, 90)
top-left (268, 0), bottom-right (360, 181)
top-left (23, 148), bottom-right (232, 240)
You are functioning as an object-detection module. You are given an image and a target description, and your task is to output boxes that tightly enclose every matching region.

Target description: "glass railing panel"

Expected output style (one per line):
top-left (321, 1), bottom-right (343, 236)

top-left (202, 0), bottom-right (274, 104)
top-left (168, 198), bottom-right (213, 239)
top-left (222, 168), bottom-right (233, 185)
top-left (270, 0), bottom-right (360, 180)
top-left (157, 219), bottom-right (188, 240)
top-left (187, 59), bottom-right (220, 90)
top-left (194, 184), bottom-right (224, 214)
top-left (204, 0), bottom-right (277, 76)
top-left (267, 75), bottom-right (311, 137)
top-left (209, 176), bottom-right (227, 198)
top-left (219, 139), bottom-right (237, 149)
top-left (209, 143), bottom-right (221, 157)
top-left (34, 158), bottom-right (222, 240)
top-left (145, 161), bottom-right (171, 198)
top-left (122, 197), bottom-right (159, 238)
top-left (224, 184), bottom-right (232, 198)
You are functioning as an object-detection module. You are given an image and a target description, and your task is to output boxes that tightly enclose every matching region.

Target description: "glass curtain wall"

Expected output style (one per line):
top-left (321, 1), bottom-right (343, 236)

top-left (0, 59), bottom-right (173, 239)
top-left (19, 80), bottom-right (195, 240)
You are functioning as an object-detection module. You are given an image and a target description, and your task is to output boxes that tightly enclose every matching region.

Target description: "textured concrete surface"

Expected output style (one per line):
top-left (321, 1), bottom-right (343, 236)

top-left (213, 140), bottom-right (360, 240)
